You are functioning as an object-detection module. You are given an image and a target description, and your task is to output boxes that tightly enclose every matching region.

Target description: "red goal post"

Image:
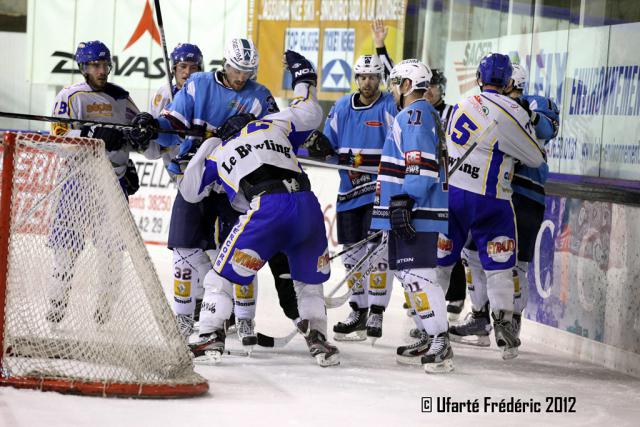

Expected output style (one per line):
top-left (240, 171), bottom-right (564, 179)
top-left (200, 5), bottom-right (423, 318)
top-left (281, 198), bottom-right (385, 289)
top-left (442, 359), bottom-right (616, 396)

top-left (0, 132), bottom-right (208, 397)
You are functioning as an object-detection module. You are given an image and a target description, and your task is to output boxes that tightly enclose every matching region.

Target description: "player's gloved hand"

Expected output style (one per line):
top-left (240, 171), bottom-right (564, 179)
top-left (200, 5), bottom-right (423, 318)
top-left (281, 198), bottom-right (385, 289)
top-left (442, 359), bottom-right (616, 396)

top-left (285, 50), bottom-right (317, 88)
top-left (123, 159), bottom-right (140, 195)
top-left (389, 195), bottom-right (416, 241)
top-left (217, 113), bottom-right (256, 141)
top-left (303, 130), bottom-right (335, 158)
top-left (127, 112), bottom-right (159, 151)
top-left (514, 97), bottom-right (539, 126)
top-left (167, 137), bottom-right (202, 177)
top-left (81, 125), bottom-right (125, 151)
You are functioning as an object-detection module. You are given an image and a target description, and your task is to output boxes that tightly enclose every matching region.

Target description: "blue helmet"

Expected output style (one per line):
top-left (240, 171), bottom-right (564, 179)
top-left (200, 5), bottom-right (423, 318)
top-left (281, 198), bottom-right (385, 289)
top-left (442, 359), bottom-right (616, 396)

top-left (476, 53), bottom-right (512, 88)
top-left (75, 41), bottom-right (111, 65)
top-left (171, 43), bottom-right (203, 70)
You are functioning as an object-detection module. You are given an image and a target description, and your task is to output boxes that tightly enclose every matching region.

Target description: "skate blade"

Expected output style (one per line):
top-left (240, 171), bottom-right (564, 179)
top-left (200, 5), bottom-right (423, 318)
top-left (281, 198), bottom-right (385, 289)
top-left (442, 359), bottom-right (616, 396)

top-left (396, 355), bottom-right (425, 366)
top-left (449, 333), bottom-right (490, 347)
top-left (424, 359), bottom-right (454, 373)
top-left (193, 350), bottom-right (223, 365)
top-left (333, 330), bottom-right (366, 342)
top-left (369, 337), bottom-right (379, 347)
top-left (315, 353), bottom-right (340, 367)
top-left (502, 347), bottom-right (519, 360)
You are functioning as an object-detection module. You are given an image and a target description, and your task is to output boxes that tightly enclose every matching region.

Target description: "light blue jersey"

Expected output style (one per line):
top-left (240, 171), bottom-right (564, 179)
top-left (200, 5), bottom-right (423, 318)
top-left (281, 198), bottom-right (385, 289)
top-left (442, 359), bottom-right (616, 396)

top-left (155, 71), bottom-right (277, 146)
top-left (371, 98), bottom-right (448, 233)
top-left (512, 94), bottom-right (559, 205)
top-left (323, 92), bottom-right (397, 212)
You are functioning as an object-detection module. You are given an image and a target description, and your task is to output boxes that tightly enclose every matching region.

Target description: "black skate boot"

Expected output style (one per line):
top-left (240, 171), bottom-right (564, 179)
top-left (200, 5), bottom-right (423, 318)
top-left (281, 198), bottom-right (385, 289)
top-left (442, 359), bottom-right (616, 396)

top-left (421, 332), bottom-right (454, 373)
top-left (333, 302), bottom-right (367, 341)
top-left (305, 329), bottom-right (340, 367)
top-left (512, 313), bottom-right (522, 340)
top-left (189, 329), bottom-right (226, 364)
top-left (448, 303), bottom-right (492, 347)
top-left (409, 327), bottom-right (424, 339)
top-left (396, 330), bottom-right (431, 365)
top-left (447, 299), bottom-right (464, 322)
top-left (366, 305), bottom-right (384, 342)
top-left (492, 311), bottom-right (521, 360)
top-left (224, 311), bottom-right (236, 334)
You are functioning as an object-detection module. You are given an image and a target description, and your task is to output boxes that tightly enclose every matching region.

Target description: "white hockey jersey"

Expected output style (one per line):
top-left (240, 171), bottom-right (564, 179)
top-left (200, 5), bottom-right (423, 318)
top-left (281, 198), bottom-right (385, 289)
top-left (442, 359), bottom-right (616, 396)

top-left (51, 81), bottom-right (139, 179)
top-left (180, 83), bottom-right (322, 210)
top-left (446, 90), bottom-right (544, 200)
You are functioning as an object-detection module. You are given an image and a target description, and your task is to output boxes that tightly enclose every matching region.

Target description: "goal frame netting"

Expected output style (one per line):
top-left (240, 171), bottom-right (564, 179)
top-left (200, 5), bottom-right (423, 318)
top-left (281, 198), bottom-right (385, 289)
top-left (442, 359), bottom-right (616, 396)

top-left (0, 132), bottom-right (208, 398)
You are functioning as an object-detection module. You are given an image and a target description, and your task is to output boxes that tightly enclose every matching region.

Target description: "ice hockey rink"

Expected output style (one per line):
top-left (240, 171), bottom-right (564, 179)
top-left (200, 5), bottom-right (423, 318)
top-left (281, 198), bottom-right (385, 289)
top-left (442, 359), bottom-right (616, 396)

top-left (0, 245), bottom-right (638, 427)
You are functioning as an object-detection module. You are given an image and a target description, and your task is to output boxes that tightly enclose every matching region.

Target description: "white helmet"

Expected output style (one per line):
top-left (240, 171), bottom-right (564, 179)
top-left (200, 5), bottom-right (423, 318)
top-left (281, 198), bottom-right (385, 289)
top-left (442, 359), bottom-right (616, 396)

top-left (223, 38), bottom-right (259, 75)
top-left (388, 59), bottom-right (432, 96)
top-left (510, 63), bottom-right (528, 91)
top-left (353, 54), bottom-right (384, 79)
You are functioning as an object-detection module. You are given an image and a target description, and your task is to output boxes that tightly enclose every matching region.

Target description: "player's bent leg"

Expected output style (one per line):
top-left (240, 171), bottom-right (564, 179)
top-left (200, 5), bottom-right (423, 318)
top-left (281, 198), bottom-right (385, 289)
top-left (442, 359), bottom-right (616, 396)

top-left (172, 247), bottom-right (211, 338)
top-left (394, 268), bottom-right (452, 372)
top-left (189, 270), bottom-right (234, 364)
top-left (233, 278), bottom-right (258, 347)
top-left (269, 252), bottom-right (300, 321)
top-left (46, 248), bottom-right (80, 324)
top-left (333, 244), bottom-right (368, 341)
top-left (446, 260), bottom-right (466, 321)
top-left (512, 260), bottom-right (529, 339)
top-left (485, 269), bottom-right (521, 359)
top-left (294, 281), bottom-right (340, 367)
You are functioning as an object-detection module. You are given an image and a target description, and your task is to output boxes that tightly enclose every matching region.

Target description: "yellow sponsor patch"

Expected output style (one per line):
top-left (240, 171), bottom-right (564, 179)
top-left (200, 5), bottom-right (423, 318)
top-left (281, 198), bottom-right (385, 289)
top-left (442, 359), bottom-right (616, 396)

top-left (513, 269), bottom-right (521, 296)
top-left (235, 283), bottom-right (255, 299)
top-left (347, 272), bottom-right (363, 290)
top-left (369, 273), bottom-right (387, 289)
top-left (174, 280), bottom-right (191, 297)
top-left (413, 291), bottom-right (431, 312)
top-left (404, 291), bottom-right (412, 307)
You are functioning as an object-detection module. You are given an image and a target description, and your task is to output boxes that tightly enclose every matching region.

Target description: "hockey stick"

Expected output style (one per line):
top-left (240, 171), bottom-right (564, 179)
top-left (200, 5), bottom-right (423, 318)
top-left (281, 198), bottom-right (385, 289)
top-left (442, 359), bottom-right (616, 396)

top-left (329, 230), bottom-right (383, 262)
top-left (153, 0), bottom-right (174, 101)
top-left (298, 157), bottom-right (375, 174)
top-left (256, 327), bottom-right (298, 348)
top-left (0, 111), bottom-right (201, 137)
top-left (325, 235), bottom-right (388, 309)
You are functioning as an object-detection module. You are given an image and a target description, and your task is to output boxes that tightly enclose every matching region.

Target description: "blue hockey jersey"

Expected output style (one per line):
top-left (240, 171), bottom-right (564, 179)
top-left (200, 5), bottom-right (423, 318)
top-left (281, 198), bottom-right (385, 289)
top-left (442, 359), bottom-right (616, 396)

top-left (155, 71), bottom-right (278, 146)
top-left (512, 95), bottom-right (559, 205)
top-left (370, 98), bottom-right (448, 233)
top-left (323, 92), bottom-right (397, 212)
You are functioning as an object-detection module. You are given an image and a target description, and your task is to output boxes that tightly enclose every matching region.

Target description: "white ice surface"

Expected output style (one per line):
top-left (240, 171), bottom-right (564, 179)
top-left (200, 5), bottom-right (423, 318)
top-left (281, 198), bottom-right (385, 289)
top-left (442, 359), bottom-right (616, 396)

top-left (1, 245), bottom-right (639, 427)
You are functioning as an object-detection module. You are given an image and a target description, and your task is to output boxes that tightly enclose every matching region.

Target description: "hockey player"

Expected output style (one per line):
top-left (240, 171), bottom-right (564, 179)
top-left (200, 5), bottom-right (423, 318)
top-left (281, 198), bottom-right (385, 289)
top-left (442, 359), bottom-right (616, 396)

top-left (370, 59), bottom-right (452, 373)
top-left (324, 54), bottom-right (398, 342)
top-left (436, 53), bottom-right (545, 360)
top-left (452, 63), bottom-right (559, 347)
top-left (129, 38), bottom-right (300, 346)
top-left (179, 50), bottom-right (339, 367)
top-left (47, 40), bottom-right (148, 324)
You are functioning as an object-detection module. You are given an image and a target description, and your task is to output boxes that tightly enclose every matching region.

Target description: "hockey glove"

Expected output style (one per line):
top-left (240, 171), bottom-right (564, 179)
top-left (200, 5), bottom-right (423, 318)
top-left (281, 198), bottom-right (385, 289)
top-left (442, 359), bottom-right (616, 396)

top-left (81, 125), bottom-right (125, 151)
top-left (389, 195), bottom-right (416, 241)
top-left (123, 159), bottom-right (140, 196)
top-left (127, 112), bottom-right (159, 151)
top-left (217, 113), bottom-right (256, 141)
top-left (303, 130), bottom-right (335, 159)
top-left (285, 50), bottom-right (317, 88)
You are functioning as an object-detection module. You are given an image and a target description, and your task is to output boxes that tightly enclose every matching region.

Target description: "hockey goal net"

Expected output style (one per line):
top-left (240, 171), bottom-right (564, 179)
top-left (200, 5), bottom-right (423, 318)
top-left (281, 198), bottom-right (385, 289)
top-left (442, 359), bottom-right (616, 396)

top-left (0, 132), bottom-right (207, 397)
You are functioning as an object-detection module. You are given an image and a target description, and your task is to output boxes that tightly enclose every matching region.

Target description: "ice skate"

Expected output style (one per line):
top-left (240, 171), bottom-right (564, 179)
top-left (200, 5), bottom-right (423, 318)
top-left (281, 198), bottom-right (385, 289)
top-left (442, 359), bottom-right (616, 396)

top-left (447, 299), bottom-right (464, 322)
top-left (396, 330), bottom-right (431, 366)
top-left (333, 302), bottom-right (367, 341)
top-left (492, 311), bottom-right (521, 360)
top-left (45, 298), bottom-right (68, 324)
top-left (176, 314), bottom-right (195, 339)
top-left (236, 317), bottom-right (257, 352)
top-left (448, 308), bottom-right (491, 347)
top-left (421, 332), bottom-right (454, 373)
top-left (305, 329), bottom-right (340, 367)
top-left (224, 311), bottom-right (236, 334)
top-left (409, 327), bottom-right (424, 339)
top-left (512, 313), bottom-right (522, 340)
top-left (189, 329), bottom-right (226, 364)
top-left (366, 305), bottom-right (384, 344)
